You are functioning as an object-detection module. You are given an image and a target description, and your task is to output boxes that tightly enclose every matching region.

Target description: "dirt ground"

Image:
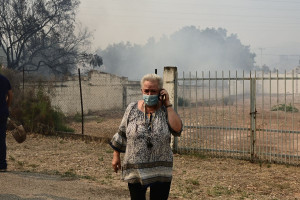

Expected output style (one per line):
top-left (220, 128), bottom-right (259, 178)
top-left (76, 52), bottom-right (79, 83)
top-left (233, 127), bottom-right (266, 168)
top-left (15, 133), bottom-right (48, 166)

top-left (68, 111), bottom-right (123, 138)
top-left (0, 171), bottom-right (129, 200)
top-left (3, 131), bottom-right (300, 200)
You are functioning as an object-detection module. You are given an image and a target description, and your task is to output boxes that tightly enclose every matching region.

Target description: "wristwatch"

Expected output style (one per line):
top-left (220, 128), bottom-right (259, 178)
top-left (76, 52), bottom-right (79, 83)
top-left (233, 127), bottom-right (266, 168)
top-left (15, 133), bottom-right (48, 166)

top-left (165, 104), bottom-right (172, 108)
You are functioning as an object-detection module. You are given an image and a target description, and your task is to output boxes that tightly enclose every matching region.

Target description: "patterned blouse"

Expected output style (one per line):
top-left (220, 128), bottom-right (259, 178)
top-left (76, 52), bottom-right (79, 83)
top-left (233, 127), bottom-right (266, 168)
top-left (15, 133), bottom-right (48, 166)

top-left (110, 101), bottom-right (182, 186)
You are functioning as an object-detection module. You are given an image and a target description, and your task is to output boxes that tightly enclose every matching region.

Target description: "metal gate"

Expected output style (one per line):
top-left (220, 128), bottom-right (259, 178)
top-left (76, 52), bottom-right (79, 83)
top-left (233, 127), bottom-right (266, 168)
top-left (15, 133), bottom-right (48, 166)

top-left (176, 70), bottom-right (300, 164)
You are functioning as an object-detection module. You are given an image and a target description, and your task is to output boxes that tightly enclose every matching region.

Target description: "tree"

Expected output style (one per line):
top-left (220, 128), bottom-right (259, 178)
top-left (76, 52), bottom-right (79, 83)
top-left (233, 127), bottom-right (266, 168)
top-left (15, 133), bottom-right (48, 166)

top-left (0, 0), bottom-right (101, 75)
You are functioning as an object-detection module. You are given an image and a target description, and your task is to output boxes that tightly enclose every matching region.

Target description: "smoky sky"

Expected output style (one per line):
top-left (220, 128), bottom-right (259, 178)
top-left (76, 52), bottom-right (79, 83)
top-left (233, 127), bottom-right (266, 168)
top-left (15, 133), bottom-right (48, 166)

top-left (97, 26), bottom-right (256, 80)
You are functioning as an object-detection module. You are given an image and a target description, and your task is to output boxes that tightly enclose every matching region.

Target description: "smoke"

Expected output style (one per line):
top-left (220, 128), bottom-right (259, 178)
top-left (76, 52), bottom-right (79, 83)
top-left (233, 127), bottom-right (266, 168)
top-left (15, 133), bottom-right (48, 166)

top-left (97, 26), bottom-right (256, 80)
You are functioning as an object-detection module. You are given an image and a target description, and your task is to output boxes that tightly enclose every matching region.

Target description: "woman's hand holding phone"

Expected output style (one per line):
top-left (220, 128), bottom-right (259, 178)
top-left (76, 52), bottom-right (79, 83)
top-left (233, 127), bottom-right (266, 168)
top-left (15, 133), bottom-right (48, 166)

top-left (158, 89), bottom-right (165, 102)
top-left (159, 89), bottom-right (171, 107)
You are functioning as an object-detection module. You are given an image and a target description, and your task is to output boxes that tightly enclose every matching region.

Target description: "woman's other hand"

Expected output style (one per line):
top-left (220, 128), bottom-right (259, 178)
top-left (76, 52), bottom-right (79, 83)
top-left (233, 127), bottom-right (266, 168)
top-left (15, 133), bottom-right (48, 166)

top-left (112, 150), bottom-right (121, 173)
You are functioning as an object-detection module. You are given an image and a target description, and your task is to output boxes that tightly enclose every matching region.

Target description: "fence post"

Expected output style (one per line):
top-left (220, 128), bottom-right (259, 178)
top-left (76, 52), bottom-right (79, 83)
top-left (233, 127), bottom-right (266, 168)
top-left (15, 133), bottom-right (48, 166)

top-left (163, 66), bottom-right (178, 152)
top-left (123, 85), bottom-right (127, 110)
top-left (250, 77), bottom-right (256, 161)
top-left (22, 66), bottom-right (25, 93)
top-left (78, 68), bottom-right (84, 135)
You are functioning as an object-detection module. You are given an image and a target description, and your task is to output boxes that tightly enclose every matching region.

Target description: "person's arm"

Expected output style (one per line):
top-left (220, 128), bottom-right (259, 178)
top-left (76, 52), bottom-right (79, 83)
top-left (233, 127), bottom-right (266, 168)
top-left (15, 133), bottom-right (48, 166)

top-left (112, 150), bottom-right (121, 173)
top-left (110, 102), bottom-right (135, 173)
top-left (165, 106), bottom-right (182, 133)
top-left (6, 90), bottom-right (13, 107)
top-left (160, 89), bottom-right (182, 133)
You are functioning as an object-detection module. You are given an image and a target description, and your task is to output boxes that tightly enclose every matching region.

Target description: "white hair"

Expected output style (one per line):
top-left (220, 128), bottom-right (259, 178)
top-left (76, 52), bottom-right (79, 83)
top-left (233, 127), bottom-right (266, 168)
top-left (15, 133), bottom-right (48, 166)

top-left (140, 74), bottom-right (163, 89)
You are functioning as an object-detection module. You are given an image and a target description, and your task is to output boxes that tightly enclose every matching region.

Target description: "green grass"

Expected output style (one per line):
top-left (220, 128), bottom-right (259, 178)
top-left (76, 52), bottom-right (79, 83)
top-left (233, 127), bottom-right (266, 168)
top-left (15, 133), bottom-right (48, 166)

top-left (81, 175), bottom-right (96, 180)
top-left (207, 185), bottom-right (235, 197)
top-left (96, 117), bottom-right (104, 123)
top-left (9, 155), bottom-right (16, 161)
top-left (28, 164), bottom-right (40, 168)
top-left (186, 179), bottom-right (200, 186)
top-left (58, 169), bottom-right (96, 181)
top-left (271, 182), bottom-right (290, 190)
top-left (98, 156), bottom-right (104, 162)
top-left (239, 191), bottom-right (249, 200)
top-left (179, 151), bottom-right (208, 159)
top-left (73, 112), bottom-right (82, 122)
top-left (17, 161), bottom-right (25, 166)
top-left (59, 140), bottom-right (66, 144)
top-left (105, 149), bottom-right (114, 154)
top-left (62, 170), bottom-right (77, 178)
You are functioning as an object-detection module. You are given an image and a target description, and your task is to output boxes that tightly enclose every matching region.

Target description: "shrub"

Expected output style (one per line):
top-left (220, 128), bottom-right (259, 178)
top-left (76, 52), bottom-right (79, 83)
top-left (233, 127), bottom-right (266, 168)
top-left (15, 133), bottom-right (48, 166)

top-left (271, 103), bottom-right (298, 113)
top-left (0, 68), bottom-right (74, 133)
top-left (73, 112), bottom-right (82, 122)
top-left (19, 86), bottom-right (74, 133)
top-left (178, 97), bottom-right (190, 107)
top-left (223, 96), bottom-right (234, 106)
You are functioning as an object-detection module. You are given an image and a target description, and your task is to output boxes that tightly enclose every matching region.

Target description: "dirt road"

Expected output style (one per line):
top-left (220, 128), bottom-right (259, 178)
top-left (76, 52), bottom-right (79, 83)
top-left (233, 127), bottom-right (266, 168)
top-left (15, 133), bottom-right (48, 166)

top-left (4, 133), bottom-right (300, 199)
top-left (0, 171), bottom-right (129, 200)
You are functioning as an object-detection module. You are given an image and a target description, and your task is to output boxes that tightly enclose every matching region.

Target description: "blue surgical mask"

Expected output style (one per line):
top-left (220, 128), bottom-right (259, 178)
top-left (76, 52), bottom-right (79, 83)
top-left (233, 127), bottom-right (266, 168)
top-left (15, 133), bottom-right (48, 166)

top-left (143, 94), bottom-right (159, 106)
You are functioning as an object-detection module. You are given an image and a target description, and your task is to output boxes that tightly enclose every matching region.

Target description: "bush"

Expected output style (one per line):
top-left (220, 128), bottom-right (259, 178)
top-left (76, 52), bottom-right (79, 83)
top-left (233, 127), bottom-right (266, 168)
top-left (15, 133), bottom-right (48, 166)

top-left (271, 103), bottom-right (299, 113)
top-left (178, 97), bottom-right (190, 107)
top-left (223, 96), bottom-right (234, 106)
top-left (19, 86), bottom-right (74, 133)
top-left (73, 112), bottom-right (82, 122)
top-left (0, 68), bottom-right (74, 133)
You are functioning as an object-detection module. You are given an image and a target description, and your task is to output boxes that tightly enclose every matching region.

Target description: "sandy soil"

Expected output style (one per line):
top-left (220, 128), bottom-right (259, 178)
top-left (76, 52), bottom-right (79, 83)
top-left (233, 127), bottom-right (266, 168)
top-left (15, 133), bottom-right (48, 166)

top-left (4, 132), bottom-right (300, 200)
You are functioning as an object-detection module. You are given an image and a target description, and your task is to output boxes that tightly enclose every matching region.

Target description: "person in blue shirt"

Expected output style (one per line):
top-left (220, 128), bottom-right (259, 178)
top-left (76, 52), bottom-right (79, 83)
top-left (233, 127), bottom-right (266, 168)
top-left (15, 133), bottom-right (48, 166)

top-left (0, 72), bottom-right (13, 172)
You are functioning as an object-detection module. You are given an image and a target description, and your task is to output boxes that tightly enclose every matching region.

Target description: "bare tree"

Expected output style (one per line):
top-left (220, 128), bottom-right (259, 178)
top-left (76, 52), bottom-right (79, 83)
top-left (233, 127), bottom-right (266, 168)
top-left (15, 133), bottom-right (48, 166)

top-left (0, 0), bottom-right (102, 75)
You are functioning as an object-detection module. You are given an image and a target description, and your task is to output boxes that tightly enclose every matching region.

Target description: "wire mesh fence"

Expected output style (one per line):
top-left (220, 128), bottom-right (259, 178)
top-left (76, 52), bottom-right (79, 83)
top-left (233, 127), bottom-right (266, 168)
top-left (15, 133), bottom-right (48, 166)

top-left (21, 70), bottom-right (142, 138)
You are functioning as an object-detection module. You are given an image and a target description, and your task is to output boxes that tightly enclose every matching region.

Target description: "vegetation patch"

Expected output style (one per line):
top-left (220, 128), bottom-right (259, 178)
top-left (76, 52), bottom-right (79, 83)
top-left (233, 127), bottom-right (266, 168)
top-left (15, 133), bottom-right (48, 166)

top-left (271, 103), bottom-right (298, 112)
top-left (0, 68), bottom-right (74, 134)
top-left (16, 85), bottom-right (73, 133)
top-left (207, 185), bottom-right (235, 197)
top-left (186, 178), bottom-right (200, 186)
top-left (178, 97), bottom-right (190, 107)
top-left (73, 112), bottom-right (82, 122)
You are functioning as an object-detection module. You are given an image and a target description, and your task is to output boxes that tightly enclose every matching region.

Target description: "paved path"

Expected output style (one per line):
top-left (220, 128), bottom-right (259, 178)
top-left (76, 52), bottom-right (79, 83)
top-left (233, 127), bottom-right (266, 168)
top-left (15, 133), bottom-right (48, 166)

top-left (0, 171), bottom-right (129, 200)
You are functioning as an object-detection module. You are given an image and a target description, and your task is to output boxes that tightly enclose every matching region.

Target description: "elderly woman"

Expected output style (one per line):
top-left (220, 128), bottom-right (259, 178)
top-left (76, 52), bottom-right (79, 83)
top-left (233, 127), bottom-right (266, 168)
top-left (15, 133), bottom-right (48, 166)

top-left (110, 73), bottom-right (182, 200)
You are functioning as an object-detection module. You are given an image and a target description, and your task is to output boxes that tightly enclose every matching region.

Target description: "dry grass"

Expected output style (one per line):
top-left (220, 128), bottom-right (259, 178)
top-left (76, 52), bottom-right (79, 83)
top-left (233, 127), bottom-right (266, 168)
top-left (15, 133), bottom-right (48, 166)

top-left (6, 132), bottom-right (300, 200)
top-left (67, 111), bottom-right (123, 137)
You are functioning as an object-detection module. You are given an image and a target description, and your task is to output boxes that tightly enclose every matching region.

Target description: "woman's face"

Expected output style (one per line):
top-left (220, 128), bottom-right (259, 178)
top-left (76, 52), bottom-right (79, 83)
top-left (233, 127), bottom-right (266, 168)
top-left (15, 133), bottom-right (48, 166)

top-left (142, 80), bottom-right (160, 95)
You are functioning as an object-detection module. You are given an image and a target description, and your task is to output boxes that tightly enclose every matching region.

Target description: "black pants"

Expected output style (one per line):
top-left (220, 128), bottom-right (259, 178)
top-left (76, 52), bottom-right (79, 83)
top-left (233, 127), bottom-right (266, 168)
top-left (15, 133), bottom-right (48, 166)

top-left (0, 117), bottom-right (7, 169)
top-left (128, 182), bottom-right (171, 200)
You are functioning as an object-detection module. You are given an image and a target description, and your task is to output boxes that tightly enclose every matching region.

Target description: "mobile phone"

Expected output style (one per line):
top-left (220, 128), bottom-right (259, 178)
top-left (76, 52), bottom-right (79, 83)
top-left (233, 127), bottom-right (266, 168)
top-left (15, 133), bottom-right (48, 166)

top-left (158, 89), bottom-right (165, 101)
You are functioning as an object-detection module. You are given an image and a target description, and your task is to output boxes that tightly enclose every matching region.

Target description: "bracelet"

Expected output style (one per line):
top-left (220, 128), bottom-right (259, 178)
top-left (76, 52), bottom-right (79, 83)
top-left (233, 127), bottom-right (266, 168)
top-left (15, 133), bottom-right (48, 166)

top-left (165, 104), bottom-right (172, 108)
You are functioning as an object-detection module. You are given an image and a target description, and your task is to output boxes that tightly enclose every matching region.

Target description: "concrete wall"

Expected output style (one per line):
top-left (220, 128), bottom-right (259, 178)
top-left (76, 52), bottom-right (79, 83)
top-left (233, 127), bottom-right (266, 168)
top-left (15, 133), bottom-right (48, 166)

top-left (27, 71), bottom-right (142, 116)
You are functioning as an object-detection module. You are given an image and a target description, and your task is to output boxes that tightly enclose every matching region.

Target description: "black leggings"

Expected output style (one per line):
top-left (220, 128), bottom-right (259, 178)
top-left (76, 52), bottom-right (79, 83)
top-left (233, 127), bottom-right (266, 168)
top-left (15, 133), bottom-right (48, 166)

top-left (128, 182), bottom-right (171, 200)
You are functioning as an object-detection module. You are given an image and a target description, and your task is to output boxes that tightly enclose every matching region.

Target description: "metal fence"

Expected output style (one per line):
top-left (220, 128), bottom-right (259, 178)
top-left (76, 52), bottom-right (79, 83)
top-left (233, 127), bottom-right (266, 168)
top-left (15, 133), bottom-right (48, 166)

top-left (176, 70), bottom-right (300, 165)
top-left (19, 67), bottom-right (300, 165)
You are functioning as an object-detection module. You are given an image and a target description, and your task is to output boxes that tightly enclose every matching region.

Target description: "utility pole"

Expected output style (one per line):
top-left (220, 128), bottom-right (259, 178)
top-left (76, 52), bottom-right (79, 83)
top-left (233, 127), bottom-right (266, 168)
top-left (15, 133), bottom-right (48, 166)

top-left (258, 48), bottom-right (265, 68)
